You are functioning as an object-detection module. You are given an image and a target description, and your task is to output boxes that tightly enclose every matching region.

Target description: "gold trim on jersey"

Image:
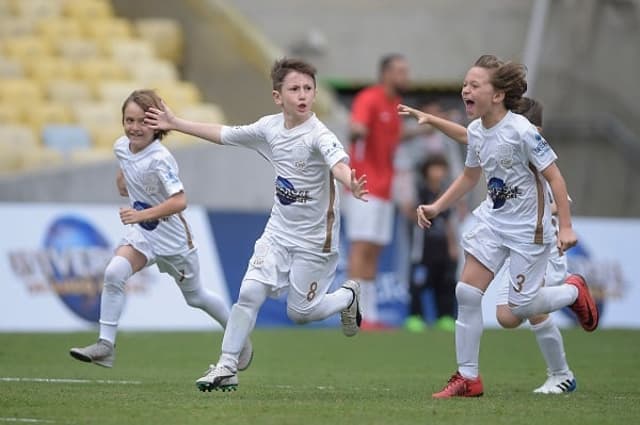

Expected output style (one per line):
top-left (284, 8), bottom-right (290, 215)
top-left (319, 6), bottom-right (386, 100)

top-left (178, 213), bottom-right (194, 250)
top-left (529, 163), bottom-right (544, 245)
top-left (322, 175), bottom-right (336, 253)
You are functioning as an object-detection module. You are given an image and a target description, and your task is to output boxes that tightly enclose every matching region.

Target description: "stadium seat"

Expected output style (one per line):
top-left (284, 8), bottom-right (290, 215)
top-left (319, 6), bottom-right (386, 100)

top-left (64, 0), bottom-right (114, 20)
top-left (0, 0), bottom-right (13, 16)
top-left (0, 79), bottom-right (44, 103)
top-left (56, 38), bottom-right (102, 62)
top-left (0, 103), bottom-right (22, 124)
top-left (72, 101), bottom-right (121, 130)
top-left (179, 103), bottom-right (227, 125)
top-left (90, 125), bottom-right (124, 150)
top-left (127, 59), bottom-right (179, 85)
top-left (42, 124), bottom-right (91, 153)
top-left (26, 57), bottom-right (76, 84)
top-left (2, 36), bottom-right (53, 62)
top-left (105, 39), bottom-right (156, 63)
top-left (70, 147), bottom-right (113, 164)
top-left (135, 18), bottom-right (184, 64)
top-left (0, 124), bottom-right (38, 148)
top-left (13, 0), bottom-right (63, 19)
top-left (156, 82), bottom-right (202, 109)
top-left (26, 103), bottom-right (72, 133)
top-left (46, 79), bottom-right (93, 104)
top-left (0, 143), bottom-right (24, 174)
top-left (96, 80), bottom-right (139, 104)
top-left (19, 145), bottom-right (65, 171)
top-left (83, 18), bottom-right (133, 40)
top-left (0, 57), bottom-right (24, 78)
top-left (0, 18), bottom-right (37, 38)
top-left (76, 59), bottom-right (129, 86)
top-left (37, 18), bottom-right (84, 41)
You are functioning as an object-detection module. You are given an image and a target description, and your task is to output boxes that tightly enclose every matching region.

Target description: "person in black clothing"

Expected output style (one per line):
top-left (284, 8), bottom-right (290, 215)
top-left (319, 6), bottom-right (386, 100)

top-left (405, 154), bottom-right (458, 332)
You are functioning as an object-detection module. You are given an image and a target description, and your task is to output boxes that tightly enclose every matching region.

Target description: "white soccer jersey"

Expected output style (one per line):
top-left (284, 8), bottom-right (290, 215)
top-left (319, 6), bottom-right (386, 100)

top-left (221, 113), bottom-right (348, 253)
top-left (114, 136), bottom-right (194, 256)
top-left (465, 111), bottom-right (557, 244)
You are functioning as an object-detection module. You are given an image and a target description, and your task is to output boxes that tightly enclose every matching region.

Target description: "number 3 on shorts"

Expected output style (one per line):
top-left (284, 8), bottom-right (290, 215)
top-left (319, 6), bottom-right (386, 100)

top-left (515, 274), bottom-right (525, 293)
top-left (306, 281), bottom-right (318, 301)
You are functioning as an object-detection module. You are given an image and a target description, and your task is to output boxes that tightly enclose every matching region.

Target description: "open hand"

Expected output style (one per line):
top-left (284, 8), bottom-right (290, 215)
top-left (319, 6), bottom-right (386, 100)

top-left (145, 100), bottom-right (176, 131)
top-left (398, 104), bottom-right (431, 125)
top-left (557, 227), bottom-right (578, 255)
top-left (416, 204), bottom-right (439, 229)
top-left (350, 168), bottom-right (368, 202)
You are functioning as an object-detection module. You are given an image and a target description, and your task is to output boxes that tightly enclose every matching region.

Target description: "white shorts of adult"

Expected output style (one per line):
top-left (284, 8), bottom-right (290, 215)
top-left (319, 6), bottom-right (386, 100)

top-left (344, 194), bottom-right (394, 245)
top-left (120, 225), bottom-right (201, 292)
top-left (461, 219), bottom-right (552, 307)
top-left (243, 231), bottom-right (339, 316)
top-left (495, 244), bottom-right (569, 305)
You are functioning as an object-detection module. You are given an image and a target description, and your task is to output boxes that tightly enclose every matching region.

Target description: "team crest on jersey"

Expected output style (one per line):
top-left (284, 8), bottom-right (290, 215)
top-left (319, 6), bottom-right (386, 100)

top-left (142, 172), bottom-right (160, 194)
top-left (292, 143), bottom-right (310, 170)
top-left (497, 144), bottom-right (515, 169)
top-left (488, 177), bottom-right (522, 209)
top-left (275, 176), bottom-right (311, 205)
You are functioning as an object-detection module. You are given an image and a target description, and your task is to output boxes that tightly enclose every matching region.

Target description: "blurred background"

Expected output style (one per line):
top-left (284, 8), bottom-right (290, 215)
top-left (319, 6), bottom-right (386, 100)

top-left (0, 0), bottom-right (638, 332)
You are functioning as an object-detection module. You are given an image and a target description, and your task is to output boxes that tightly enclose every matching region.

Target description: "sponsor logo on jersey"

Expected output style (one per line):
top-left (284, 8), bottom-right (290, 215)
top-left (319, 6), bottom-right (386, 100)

top-left (532, 134), bottom-right (551, 156)
top-left (133, 201), bottom-right (160, 230)
top-left (275, 176), bottom-right (311, 205)
top-left (488, 177), bottom-right (522, 209)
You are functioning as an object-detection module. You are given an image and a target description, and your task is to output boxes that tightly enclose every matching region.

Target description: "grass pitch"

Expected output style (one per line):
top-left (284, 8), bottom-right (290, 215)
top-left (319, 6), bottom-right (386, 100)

top-left (0, 329), bottom-right (638, 425)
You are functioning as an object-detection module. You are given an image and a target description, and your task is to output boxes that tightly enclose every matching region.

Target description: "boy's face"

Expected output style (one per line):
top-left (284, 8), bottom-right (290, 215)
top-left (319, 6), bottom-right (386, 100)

top-left (425, 164), bottom-right (448, 185)
top-left (272, 71), bottom-right (316, 122)
top-left (123, 101), bottom-right (155, 152)
top-left (461, 66), bottom-right (503, 119)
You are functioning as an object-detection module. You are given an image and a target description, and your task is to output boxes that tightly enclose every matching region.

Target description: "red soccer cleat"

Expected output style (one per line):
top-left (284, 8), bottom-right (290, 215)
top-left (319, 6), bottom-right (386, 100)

top-left (565, 274), bottom-right (599, 332)
top-left (432, 372), bottom-right (484, 399)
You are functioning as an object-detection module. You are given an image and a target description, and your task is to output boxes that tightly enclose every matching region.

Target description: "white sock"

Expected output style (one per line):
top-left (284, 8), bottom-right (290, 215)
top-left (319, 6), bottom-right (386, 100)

top-left (360, 280), bottom-right (378, 322)
top-left (531, 316), bottom-right (570, 375)
top-left (512, 284), bottom-right (578, 318)
top-left (219, 279), bottom-right (268, 371)
top-left (99, 256), bottom-right (133, 344)
top-left (455, 282), bottom-right (484, 379)
top-left (288, 287), bottom-right (353, 323)
top-left (181, 286), bottom-right (230, 327)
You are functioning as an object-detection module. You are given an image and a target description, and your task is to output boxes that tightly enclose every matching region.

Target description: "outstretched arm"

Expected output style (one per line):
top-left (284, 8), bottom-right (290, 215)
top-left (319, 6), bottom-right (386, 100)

top-left (542, 163), bottom-right (577, 254)
top-left (398, 104), bottom-right (468, 145)
top-left (417, 166), bottom-right (481, 228)
top-left (119, 192), bottom-right (187, 225)
top-left (331, 161), bottom-right (368, 202)
top-left (145, 101), bottom-right (223, 145)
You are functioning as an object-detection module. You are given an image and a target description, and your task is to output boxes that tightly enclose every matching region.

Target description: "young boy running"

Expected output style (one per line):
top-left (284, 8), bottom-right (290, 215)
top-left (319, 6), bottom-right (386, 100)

top-left (69, 90), bottom-right (252, 370)
top-left (409, 55), bottom-right (598, 398)
top-left (400, 98), bottom-right (578, 394)
top-left (145, 58), bottom-right (367, 392)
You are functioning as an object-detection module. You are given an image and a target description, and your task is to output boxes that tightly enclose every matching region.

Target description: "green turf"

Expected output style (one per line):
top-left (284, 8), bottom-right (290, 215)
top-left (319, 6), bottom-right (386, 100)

top-left (0, 329), bottom-right (638, 425)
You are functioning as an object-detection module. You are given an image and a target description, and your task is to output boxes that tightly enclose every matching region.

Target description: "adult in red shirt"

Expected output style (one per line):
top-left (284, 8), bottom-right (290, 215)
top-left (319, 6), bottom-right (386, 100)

top-left (345, 54), bottom-right (410, 328)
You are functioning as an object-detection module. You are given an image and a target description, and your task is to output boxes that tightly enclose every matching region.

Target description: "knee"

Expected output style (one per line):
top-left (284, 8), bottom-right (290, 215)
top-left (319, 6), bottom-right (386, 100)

top-left (455, 282), bottom-right (483, 306)
top-left (286, 306), bottom-right (310, 325)
top-left (103, 256), bottom-right (131, 291)
top-left (510, 299), bottom-right (535, 320)
top-left (496, 306), bottom-right (522, 328)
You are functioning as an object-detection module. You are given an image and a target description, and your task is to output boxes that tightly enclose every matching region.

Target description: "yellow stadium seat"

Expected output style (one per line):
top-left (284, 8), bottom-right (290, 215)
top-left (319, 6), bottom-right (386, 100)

top-left (0, 124), bottom-right (38, 148)
top-left (64, 0), bottom-right (113, 20)
top-left (0, 18), bottom-right (37, 38)
top-left (105, 39), bottom-right (156, 63)
top-left (135, 18), bottom-right (183, 64)
top-left (46, 79), bottom-right (93, 104)
top-left (156, 82), bottom-right (201, 110)
top-left (0, 103), bottom-right (22, 124)
top-left (37, 18), bottom-right (84, 40)
top-left (72, 101), bottom-right (121, 130)
top-left (0, 0), bottom-right (13, 16)
top-left (13, 0), bottom-right (62, 19)
top-left (70, 147), bottom-right (113, 164)
top-left (0, 57), bottom-right (24, 78)
top-left (77, 59), bottom-right (129, 87)
top-left (0, 79), bottom-right (44, 103)
top-left (0, 144), bottom-right (23, 174)
top-left (56, 38), bottom-right (101, 62)
top-left (128, 59), bottom-right (179, 85)
top-left (2, 36), bottom-right (52, 62)
top-left (90, 125), bottom-right (124, 150)
top-left (24, 102), bottom-right (72, 133)
top-left (19, 146), bottom-right (65, 172)
top-left (96, 80), bottom-right (139, 104)
top-left (163, 132), bottom-right (202, 150)
top-left (179, 103), bottom-right (226, 125)
top-left (84, 18), bottom-right (133, 40)
top-left (25, 57), bottom-right (76, 84)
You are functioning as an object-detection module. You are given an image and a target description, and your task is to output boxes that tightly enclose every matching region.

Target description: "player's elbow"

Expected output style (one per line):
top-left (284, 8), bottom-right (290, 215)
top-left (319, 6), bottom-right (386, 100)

top-left (171, 192), bottom-right (188, 212)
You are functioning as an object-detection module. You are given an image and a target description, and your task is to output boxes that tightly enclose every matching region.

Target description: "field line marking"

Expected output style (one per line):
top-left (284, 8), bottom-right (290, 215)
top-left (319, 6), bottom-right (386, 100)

top-left (0, 418), bottom-right (56, 423)
top-left (0, 377), bottom-right (141, 385)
